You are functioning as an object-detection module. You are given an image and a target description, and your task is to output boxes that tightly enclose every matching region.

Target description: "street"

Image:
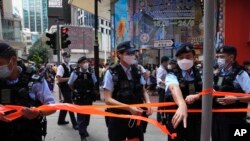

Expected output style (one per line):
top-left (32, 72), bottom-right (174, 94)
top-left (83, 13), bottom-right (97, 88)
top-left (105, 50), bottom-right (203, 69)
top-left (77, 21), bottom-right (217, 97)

top-left (45, 85), bottom-right (166, 141)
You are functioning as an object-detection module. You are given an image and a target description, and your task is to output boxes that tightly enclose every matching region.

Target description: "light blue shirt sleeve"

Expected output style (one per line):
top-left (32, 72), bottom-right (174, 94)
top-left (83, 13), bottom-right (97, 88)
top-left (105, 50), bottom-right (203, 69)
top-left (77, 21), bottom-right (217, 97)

top-left (235, 71), bottom-right (250, 93)
top-left (92, 72), bottom-right (97, 84)
top-left (103, 70), bottom-right (114, 92)
top-left (140, 75), bottom-right (146, 85)
top-left (68, 71), bottom-right (77, 85)
top-left (30, 78), bottom-right (55, 104)
top-left (165, 73), bottom-right (179, 92)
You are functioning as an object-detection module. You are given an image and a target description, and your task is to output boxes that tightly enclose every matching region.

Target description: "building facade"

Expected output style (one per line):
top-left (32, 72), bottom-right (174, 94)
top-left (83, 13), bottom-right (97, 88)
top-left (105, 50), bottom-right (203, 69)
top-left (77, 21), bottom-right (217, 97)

top-left (70, 6), bottom-right (111, 64)
top-left (23, 0), bottom-right (48, 33)
top-left (0, 0), bottom-right (25, 57)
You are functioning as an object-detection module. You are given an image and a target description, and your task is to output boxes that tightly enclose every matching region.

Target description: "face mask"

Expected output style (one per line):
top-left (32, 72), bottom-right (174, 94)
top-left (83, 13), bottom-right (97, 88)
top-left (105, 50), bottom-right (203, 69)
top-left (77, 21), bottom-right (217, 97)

top-left (167, 65), bottom-right (172, 70)
top-left (123, 55), bottom-right (135, 65)
top-left (177, 59), bottom-right (194, 70)
top-left (217, 58), bottom-right (225, 68)
top-left (132, 60), bottom-right (138, 65)
top-left (0, 62), bottom-right (12, 79)
top-left (82, 63), bottom-right (89, 70)
top-left (64, 57), bottom-right (70, 63)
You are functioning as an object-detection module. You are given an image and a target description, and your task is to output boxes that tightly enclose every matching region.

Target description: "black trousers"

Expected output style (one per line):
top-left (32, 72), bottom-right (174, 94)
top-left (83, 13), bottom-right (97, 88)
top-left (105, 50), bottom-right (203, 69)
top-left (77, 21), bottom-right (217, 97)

top-left (108, 117), bottom-right (144, 141)
top-left (57, 86), bottom-right (77, 126)
top-left (212, 113), bottom-right (247, 141)
top-left (75, 97), bottom-right (93, 136)
top-left (157, 88), bottom-right (165, 122)
top-left (0, 121), bottom-right (43, 141)
top-left (165, 113), bottom-right (201, 141)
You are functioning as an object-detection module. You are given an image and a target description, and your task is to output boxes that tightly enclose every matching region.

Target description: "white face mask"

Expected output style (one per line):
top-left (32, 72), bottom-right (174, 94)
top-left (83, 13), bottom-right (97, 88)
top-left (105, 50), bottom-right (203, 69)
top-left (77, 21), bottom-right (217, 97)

top-left (167, 65), bottom-right (172, 70)
top-left (217, 58), bottom-right (225, 68)
top-left (132, 60), bottom-right (138, 65)
top-left (177, 59), bottom-right (194, 70)
top-left (82, 63), bottom-right (89, 70)
top-left (64, 57), bottom-right (70, 63)
top-left (123, 55), bottom-right (135, 65)
top-left (0, 63), bottom-right (12, 79)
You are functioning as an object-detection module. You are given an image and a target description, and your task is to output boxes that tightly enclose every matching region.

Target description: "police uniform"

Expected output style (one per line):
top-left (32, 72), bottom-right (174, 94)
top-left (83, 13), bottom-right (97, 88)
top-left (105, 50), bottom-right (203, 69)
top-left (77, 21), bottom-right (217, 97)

top-left (0, 66), bottom-right (55, 141)
top-left (164, 43), bottom-right (202, 141)
top-left (156, 56), bottom-right (169, 122)
top-left (103, 41), bottom-right (147, 141)
top-left (212, 46), bottom-right (250, 141)
top-left (68, 56), bottom-right (97, 140)
top-left (56, 52), bottom-right (77, 127)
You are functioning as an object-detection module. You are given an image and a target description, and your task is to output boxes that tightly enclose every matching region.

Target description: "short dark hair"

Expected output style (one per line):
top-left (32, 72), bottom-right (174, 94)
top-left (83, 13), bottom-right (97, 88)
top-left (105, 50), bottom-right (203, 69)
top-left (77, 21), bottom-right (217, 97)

top-left (161, 56), bottom-right (169, 64)
top-left (0, 43), bottom-right (17, 59)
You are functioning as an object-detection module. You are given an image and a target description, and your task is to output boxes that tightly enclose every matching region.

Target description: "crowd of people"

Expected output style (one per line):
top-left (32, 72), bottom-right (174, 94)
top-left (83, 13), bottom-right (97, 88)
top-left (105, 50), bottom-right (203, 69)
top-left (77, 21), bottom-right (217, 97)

top-left (1, 41), bottom-right (250, 141)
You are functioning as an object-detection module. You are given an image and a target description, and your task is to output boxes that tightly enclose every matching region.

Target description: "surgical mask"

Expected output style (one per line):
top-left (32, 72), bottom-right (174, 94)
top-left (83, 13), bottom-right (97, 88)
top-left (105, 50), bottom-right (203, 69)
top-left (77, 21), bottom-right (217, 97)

top-left (167, 65), bottom-right (172, 70)
top-left (82, 63), bottom-right (89, 70)
top-left (177, 59), bottom-right (194, 70)
top-left (0, 63), bottom-right (12, 79)
top-left (132, 60), bottom-right (138, 65)
top-left (123, 55), bottom-right (135, 65)
top-left (217, 58), bottom-right (225, 68)
top-left (64, 57), bottom-right (70, 63)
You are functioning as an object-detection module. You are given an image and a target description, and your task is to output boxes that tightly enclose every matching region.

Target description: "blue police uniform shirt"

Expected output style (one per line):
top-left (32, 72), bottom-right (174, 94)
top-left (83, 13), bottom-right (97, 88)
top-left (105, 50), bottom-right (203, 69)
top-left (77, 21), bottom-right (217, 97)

top-left (103, 64), bottom-right (146, 92)
top-left (6, 70), bottom-right (55, 104)
top-left (165, 70), bottom-right (195, 96)
top-left (220, 67), bottom-right (250, 93)
top-left (68, 68), bottom-right (97, 85)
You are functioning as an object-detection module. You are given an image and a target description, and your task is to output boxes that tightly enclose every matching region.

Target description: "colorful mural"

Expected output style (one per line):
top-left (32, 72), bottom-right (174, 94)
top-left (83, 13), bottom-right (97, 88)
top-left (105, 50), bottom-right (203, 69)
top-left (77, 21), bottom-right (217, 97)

top-left (112, 0), bottom-right (204, 49)
top-left (114, 0), bottom-right (129, 45)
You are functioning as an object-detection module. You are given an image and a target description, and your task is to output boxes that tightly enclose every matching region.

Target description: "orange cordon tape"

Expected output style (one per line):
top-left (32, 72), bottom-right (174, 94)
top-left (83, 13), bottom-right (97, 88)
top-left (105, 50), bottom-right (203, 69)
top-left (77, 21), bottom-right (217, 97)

top-left (0, 90), bottom-right (249, 139)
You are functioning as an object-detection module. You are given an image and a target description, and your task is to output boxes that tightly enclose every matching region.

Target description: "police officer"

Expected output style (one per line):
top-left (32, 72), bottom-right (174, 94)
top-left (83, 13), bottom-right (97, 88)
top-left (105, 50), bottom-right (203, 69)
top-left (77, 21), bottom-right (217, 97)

top-left (0, 43), bottom-right (56, 141)
top-left (56, 52), bottom-right (77, 129)
top-left (212, 46), bottom-right (250, 141)
top-left (156, 56), bottom-right (169, 122)
top-left (103, 41), bottom-right (152, 141)
top-left (68, 56), bottom-right (97, 141)
top-left (164, 43), bottom-right (201, 141)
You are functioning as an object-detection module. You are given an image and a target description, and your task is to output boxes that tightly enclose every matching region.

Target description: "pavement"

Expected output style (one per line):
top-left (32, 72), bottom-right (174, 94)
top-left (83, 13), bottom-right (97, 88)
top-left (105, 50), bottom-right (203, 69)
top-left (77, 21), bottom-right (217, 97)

top-left (45, 85), bottom-right (166, 141)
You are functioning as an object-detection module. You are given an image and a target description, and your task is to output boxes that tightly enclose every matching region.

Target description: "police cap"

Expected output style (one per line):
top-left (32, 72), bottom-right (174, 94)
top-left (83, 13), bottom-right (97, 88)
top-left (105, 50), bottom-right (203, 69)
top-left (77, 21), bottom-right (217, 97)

top-left (175, 43), bottom-right (195, 57)
top-left (216, 45), bottom-right (237, 57)
top-left (117, 41), bottom-right (138, 53)
top-left (77, 56), bottom-right (87, 64)
top-left (62, 52), bottom-right (71, 57)
top-left (0, 42), bottom-right (16, 58)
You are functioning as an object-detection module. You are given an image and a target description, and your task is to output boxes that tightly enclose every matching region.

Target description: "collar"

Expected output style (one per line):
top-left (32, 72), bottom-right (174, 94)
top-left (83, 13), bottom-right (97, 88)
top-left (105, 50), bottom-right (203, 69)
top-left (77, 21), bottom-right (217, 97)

top-left (120, 63), bottom-right (131, 72)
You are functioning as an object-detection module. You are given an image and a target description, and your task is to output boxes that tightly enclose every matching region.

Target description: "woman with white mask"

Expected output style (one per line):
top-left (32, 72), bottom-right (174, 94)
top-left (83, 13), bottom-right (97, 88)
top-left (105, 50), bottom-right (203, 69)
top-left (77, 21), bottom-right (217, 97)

top-left (163, 43), bottom-right (202, 141)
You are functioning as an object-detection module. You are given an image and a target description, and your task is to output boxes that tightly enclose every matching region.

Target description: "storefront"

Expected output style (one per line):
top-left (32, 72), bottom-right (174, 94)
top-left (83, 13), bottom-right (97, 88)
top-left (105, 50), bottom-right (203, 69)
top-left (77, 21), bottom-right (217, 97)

top-left (112, 0), bottom-right (204, 65)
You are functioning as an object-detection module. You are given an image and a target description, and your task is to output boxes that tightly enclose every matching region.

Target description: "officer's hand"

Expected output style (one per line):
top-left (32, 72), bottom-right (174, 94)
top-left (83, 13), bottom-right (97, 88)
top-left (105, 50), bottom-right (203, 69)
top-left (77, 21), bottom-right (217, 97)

top-left (21, 107), bottom-right (40, 120)
top-left (185, 94), bottom-right (199, 104)
top-left (129, 107), bottom-right (143, 115)
top-left (172, 104), bottom-right (187, 129)
top-left (217, 96), bottom-right (238, 105)
top-left (146, 108), bottom-right (153, 116)
top-left (0, 111), bottom-right (11, 122)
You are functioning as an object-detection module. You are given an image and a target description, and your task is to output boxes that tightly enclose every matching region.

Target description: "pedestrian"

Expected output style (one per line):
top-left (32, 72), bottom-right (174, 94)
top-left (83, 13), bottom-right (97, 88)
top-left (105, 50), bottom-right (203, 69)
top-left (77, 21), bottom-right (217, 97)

top-left (103, 41), bottom-right (152, 141)
top-left (243, 61), bottom-right (250, 76)
top-left (164, 43), bottom-right (201, 141)
top-left (0, 43), bottom-right (56, 141)
top-left (156, 56), bottom-right (169, 122)
top-left (212, 45), bottom-right (250, 141)
top-left (68, 56), bottom-right (97, 141)
top-left (56, 52), bottom-right (78, 129)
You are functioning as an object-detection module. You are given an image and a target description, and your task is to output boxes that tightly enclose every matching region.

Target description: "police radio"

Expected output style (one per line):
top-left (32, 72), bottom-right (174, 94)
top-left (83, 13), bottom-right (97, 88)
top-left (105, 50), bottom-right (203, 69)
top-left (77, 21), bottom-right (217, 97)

top-left (28, 73), bottom-right (44, 90)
